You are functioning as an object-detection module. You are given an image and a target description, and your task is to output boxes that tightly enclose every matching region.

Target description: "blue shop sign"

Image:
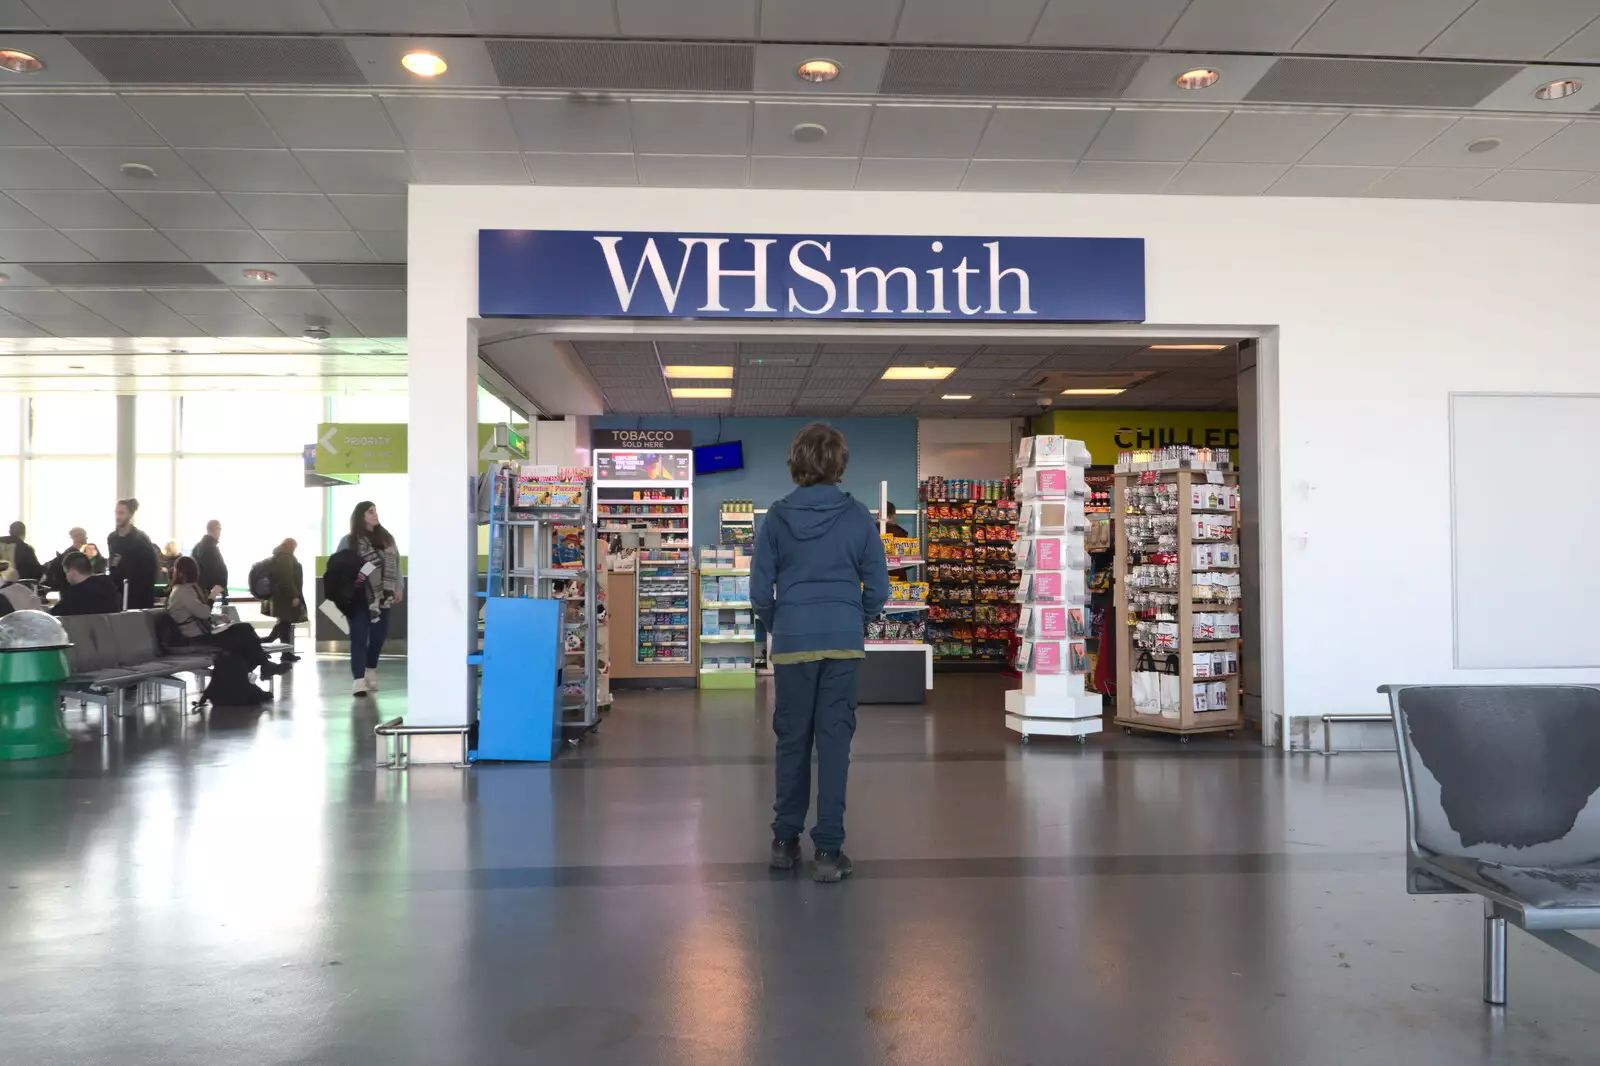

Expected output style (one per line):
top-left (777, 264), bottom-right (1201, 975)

top-left (479, 230), bottom-right (1144, 323)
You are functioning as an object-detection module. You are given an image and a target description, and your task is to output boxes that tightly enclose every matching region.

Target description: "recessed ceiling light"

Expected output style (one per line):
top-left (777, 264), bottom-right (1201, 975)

top-left (119, 162), bottom-right (158, 180)
top-left (792, 122), bottom-right (827, 144)
top-left (941, 394), bottom-right (972, 400)
top-left (241, 268), bottom-right (277, 282)
top-left (1061, 388), bottom-right (1126, 396)
top-left (796, 58), bottom-right (841, 84)
top-left (1147, 344), bottom-right (1226, 351)
top-left (1534, 78), bottom-right (1582, 101)
top-left (401, 50), bottom-right (448, 78)
top-left (671, 387), bottom-right (732, 399)
top-left (882, 366), bottom-right (956, 380)
top-left (663, 364), bottom-right (733, 379)
top-left (1175, 68), bottom-right (1220, 90)
top-left (0, 49), bottom-right (44, 74)
top-left (1466, 136), bottom-right (1503, 154)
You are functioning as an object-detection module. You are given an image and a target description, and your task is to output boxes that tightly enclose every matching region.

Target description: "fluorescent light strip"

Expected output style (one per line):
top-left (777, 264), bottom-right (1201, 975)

top-left (941, 394), bottom-right (972, 400)
top-left (671, 387), bottom-right (732, 399)
top-left (663, 365), bottom-right (734, 379)
top-left (1147, 344), bottom-right (1227, 351)
top-left (1061, 388), bottom-right (1126, 396)
top-left (881, 366), bottom-right (956, 380)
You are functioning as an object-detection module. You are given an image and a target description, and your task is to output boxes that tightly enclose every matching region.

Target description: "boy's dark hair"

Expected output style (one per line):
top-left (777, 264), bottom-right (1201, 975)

top-left (787, 422), bottom-right (849, 487)
top-left (63, 551), bottom-right (90, 576)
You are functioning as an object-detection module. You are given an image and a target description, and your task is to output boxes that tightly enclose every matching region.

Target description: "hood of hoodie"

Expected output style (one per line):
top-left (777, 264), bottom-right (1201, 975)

top-left (769, 484), bottom-right (857, 541)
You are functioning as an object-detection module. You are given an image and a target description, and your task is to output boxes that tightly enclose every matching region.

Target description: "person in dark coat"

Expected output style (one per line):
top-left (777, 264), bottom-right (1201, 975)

top-left (0, 521), bottom-right (42, 581)
top-left (44, 527), bottom-right (106, 590)
top-left (51, 551), bottom-right (121, 616)
top-left (191, 519), bottom-right (228, 598)
top-left (264, 538), bottom-right (306, 661)
top-left (752, 422), bottom-right (890, 884)
top-left (107, 498), bottom-right (158, 610)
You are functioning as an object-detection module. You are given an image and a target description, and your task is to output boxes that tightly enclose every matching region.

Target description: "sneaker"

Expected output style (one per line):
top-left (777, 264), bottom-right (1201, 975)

top-left (813, 850), bottom-right (853, 883)
top-left (769, 837), bottom-right (801, 871)
top-left (352, 677), bottom-right (369, 696)
top-left (366, 668), bottom-right (379, 692)
top-left (281, 652), bottom-right (302, 663)
top-left (260, 661), bottom-right (288, 679)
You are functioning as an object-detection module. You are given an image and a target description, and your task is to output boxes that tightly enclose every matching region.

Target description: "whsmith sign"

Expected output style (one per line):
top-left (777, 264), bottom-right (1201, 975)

top-left (479, 231), bottom-right (1145, 322)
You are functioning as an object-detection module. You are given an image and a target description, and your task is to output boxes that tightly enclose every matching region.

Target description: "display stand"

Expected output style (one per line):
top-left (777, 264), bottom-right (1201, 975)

top-left (863, 480), bottom-right (931, 703)
top-left (921, 478), bottom-right (1019, 665)
top-left (1005, 437), bottom-right (1103, 744)
top-left (635, 551), bottom-right (692, 665)
top-left (1113, 450), bottom-right (1243, 740)
top-left (698, 543), bottom-right (755, 690)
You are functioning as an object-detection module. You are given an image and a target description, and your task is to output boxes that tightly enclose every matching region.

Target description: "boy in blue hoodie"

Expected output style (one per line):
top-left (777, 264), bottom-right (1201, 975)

top-left (753, 423), bottom-right (890, 882)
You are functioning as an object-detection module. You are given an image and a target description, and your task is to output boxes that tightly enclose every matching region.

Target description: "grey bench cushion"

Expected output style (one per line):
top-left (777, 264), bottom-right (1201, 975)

top-left (108, 611), bottom-right (161, 663)
top-left (1434, 855), bottom-right (1600, 913)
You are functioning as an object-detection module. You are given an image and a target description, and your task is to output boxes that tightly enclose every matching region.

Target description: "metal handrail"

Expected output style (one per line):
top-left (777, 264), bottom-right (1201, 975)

top-left (374, 715), bottom-right (472, 769)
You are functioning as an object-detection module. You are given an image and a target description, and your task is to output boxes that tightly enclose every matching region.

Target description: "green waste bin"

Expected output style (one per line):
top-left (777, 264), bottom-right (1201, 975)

top-left (0, 610), bottom-right (72, 761)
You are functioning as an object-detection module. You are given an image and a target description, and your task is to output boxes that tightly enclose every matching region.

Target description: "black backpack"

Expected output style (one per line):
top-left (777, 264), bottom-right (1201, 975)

top-left (248, 558), bottom-right (273, 600)
top-left (322, 548), bottom-right (361, 614)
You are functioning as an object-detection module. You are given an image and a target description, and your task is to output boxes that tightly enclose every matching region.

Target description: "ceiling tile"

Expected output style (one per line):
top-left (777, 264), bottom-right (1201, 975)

top-left (616, 0), bottom-right (757, 37)
top-left (1509, 123), bottom-right (1600, 170)
top-left (60, 229), bottom-right (189, 261)
top-left (172, 0), bottom-right (336, 30)
top-left (224, 192), bottom-right (350, 229)
top-left (0, 193), bottom-right (42, 228)
top-left (896, 0), bottom-right (1051, 44)
top-left (1164, 0), bottom-right (1334, 51)
top-left (9, 190), bottom-right (147, 227)
top-left (262, 231), bottom-right (376, 261)
top-left (1166, 161), bottom-right (1289, 194)
top-left (1066, 160), bottom-right (1183, 192)
top-left (1363, 166), bottom-right (1488, 199)
top-left (0, 148), bottom-right (100, 190)
top-left (1468, 169), bottom-right (1594, 201)
top-left (126, 94), bottom-right (282, 148)
top-left (760, 0), bottom-right (899, 39)
top-left (975, 107), bottom-right (1109, 160)
top-left (409, 150), bottom-right (529, 183)
top-left (631, 101), bottom-right (752, 155)
top-left (264, 311), bottom-right (358, 336)
top-left (960, 159), bottom-right (1075, 191)
top-left (3, 94), bottom-right (161, 147)
top-left (1553, 17), bottom-right (1600, 59)
top-left (0, 313), bottom-right (49, 338)
top-left (179, 148), bottom-right (317, 192)
top-left (30, 0), bottom-right (188, 29)
top-left (465, 0), bottom-right (618, 33)
top-left (67, 290), bottom-right (195, 333)
top-left (59, 146), bottom-right (209, 190)
top-left (116, 190), bottom-right (251, 229)
top-left (328, 194), bottom-right (407, 230)
top-left (295, 150), bottom-right (414, 193)
top-left (1408, 116), bottom-right (1569, 167)
top-left (1299, 113), bottom-right (1457, 166)
top-left (1558, 177), bottom-right (1600, 202)
top-left (1031, 0), bottom-right (1188, 46)
top-left (508, 98), bottom-right (633, 153)
top-left (1085, 109), bottom-right (1229, 161)
top-left (636, 155), bottom-right (749, 188)
top-left (1193, 111), bottom-right (1344, 164)
top-left (1424, 0), bottom-right (1599, 59)
top-left (252, 94), bottom-right (401, 150)
top-left (182, 312), bottom-right (284, 336)
top-left (856, 157), bottom-right (970, 190)
top-left (1293, 0), bottom-right (1473, 55)
top-left (0, 291), bottom-right (87, 315)
top-left (358, 231), bottom-right (406, 259)
top-left (22, 314), bottom-right (126, 336)
top-left (237, 288), bottom-right (341, 317)
top-left (150, 288), bottom-right (254, 315)
top-left (525, 153), bottom-right (639, 185)
top-left (1264, 164), bottom-right (1389, 196)
top-left (321, 0), bottom-right (474, 32)
top-left (749, 156), bottom-right (860, 189)
top-left (863, 105), bottom-right (992, 158)
top-left (0, 103), bottom-right (44, 146)
top-left (752, 103), bottom-right (871, 157)
top-left (381, 96), bottom-right (517, 151)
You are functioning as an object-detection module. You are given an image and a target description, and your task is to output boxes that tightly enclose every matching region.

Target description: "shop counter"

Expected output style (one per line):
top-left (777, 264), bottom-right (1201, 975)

top-left (859, 642), bottom-right (933, 704)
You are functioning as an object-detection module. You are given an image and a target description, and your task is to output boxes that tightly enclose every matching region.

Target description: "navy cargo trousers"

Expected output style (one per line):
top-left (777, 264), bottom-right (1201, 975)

top-left (772, 657), bottom-right (861, 852)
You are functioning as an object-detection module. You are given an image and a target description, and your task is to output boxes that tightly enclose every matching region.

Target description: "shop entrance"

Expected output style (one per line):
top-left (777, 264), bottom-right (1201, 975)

top-left (474, 320), bottom-right (1277, 746)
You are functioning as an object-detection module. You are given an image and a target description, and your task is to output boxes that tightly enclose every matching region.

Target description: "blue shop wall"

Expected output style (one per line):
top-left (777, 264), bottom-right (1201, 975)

top-left (591, 417), bottom-right (919, 546)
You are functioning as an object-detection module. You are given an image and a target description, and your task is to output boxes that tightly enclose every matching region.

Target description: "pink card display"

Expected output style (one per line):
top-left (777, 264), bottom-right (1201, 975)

top-left (1033, 642), bottom-right (1061, 674)
top-left (1035, 469), bottom-right (1067, 497)
top-left (1034, 537), bottom-right (1062, 570)
top-left (1032, 572), bottom-right (1062, 602)
top-left (1038, 607), bottom-right (1067, 638)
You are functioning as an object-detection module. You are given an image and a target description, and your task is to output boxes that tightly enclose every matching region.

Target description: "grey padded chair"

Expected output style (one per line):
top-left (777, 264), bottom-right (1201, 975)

top-left (1380, 684), bottom-right (1600, 1005)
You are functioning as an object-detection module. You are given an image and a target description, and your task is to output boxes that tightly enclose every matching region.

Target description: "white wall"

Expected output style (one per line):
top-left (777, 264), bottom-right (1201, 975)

top-left (408, 185), bottom-right (1600, 733)
top-left (917, 418), bottom-right (1019, 481)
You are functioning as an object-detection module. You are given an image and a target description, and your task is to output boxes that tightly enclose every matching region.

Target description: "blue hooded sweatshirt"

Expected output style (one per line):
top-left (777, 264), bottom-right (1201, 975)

top-left (751, 483), bottom-right (891, 656)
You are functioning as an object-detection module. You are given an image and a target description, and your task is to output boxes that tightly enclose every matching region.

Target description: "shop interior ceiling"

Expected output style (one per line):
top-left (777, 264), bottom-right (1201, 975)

top-left (562, 338), bottom-right (1237, 418)
top-left (0, 3), bottom-right (1593, 348)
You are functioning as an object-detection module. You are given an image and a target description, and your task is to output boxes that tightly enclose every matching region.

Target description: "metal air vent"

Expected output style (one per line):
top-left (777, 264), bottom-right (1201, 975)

top-left (69, 36), bottom-right (365, 85)
top-left (881, 48), bottom-right (1144, 99)
top-left (1245, 57), bottom-right (1517, 109)
top-left (299, 264), bottom-right (407, 287)
top-left (23, 263), bottom-right (223, 286)
top-left (486, 39), bottom-right (753, 92)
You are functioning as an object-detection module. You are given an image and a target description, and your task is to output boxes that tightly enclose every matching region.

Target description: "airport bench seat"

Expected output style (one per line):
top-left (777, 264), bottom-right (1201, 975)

top-left (60, 611), bottom-right (220, 728)
top-left (1380, 684), bottom-right (1600, 1006)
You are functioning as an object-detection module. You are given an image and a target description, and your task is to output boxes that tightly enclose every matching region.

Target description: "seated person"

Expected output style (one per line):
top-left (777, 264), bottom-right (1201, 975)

top-left (166, 556), bottom-right (288, 679)
top-left (51, 551), bottom-right (122, 616)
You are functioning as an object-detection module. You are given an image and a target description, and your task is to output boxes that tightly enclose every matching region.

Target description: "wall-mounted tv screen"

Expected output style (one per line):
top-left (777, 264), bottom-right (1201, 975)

top-left (694, 440), bottom-right (744, 475)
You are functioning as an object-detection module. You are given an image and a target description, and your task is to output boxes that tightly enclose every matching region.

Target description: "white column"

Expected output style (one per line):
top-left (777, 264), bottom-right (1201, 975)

top-left (115, 394), bottom-right (136, 499)
top-left (406, 187), bottom-right (480, 732)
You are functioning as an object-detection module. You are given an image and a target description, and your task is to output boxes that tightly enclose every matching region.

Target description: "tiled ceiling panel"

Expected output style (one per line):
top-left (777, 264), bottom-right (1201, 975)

top-left (1424, 0), bottom-right (1600, 60)
top-left (486, 39), bottom-right (754, 92)
top-left (1029, 0), bottom-right (1189, 48)
top-left (895, 0), bottom-right (1052, 45)
top-left (880, 48), bottom-right (1145, 99)
top-left (1245, 57), bottom-right (1519, 108)
top-left (1292, 0), bottom-right (1473, 56)
top-left (69, 35), bottom-right (368, 84)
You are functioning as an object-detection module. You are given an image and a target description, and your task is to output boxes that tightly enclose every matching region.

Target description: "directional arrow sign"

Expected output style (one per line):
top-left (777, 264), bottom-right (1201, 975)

top-left (314, 423), bottom-right (407, 475)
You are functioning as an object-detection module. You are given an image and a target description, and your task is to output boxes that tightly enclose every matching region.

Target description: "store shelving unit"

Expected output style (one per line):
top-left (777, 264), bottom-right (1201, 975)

top-left (635, 551), bottom-right (692, 665)
top-left (922, 490), bottom-right (1020, 666)
top-left (699, 559), bottom-right (755, 690)
top-left (718, 500), bottom-right (754, 548)
top-left (1113, 460), bottom-right (1243, 740)
top-left (595, 486), bottom-right (691, 550)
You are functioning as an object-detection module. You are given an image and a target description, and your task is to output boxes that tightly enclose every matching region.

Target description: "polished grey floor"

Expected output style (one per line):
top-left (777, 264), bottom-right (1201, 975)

top-left (1, 661), bottom-right (1594, 1065)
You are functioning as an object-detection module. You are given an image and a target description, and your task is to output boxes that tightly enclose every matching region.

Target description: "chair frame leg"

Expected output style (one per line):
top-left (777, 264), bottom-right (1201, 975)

top-left (1484, 899), bottom-right (1508, 1006)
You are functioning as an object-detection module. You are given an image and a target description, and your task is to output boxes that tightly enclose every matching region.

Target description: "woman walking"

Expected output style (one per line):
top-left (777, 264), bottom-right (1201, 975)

top-left (264, 537), bottom-right (305, 662)
top-left (340, 501), bottom-right (402, 696)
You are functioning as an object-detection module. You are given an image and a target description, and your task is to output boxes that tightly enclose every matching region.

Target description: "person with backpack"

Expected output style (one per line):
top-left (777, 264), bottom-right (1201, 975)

top-left (108, 498), bottom-right (158, 609)
top-left (0, 521), bottom-right (42, 582)
top-left (191, 519), bottom-right (228, 600)
top-left (257, 538), bottom-right (305, 662)
top-left (336, 501), bottom-right (402, 696)
top-left (166, 556), bottom-right (288, 681)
